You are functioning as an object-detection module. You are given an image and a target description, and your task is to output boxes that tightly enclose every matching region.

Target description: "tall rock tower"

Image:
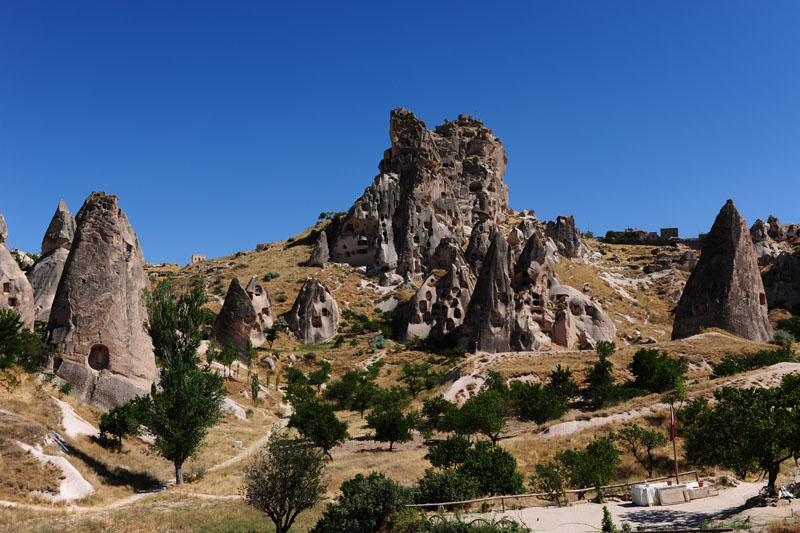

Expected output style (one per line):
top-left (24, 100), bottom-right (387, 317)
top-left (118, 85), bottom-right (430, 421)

top-left (672, 199), bottom-right (773, 342)
top-left (0, 212), bottom-right (36, 328)
top-left (47, 192), bottom-right (156, 410)
top-left (26, 200), bottom-right (77, 322)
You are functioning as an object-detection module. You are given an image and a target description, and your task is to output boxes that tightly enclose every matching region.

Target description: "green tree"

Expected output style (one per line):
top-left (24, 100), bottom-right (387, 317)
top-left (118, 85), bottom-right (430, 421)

top-left (289, 400), bottom-right (349, 458)
top-left (460, 441), bottom-right (525, 496)
top-left (218, 338), bottom-right (238, 378)
top-left (614, 425), bottom-right (667, 477)
top-left (250, 372), bottom-right (260, 406)
top-left (425, 434), bottom-right (472, 469)
top-left (242, 430), bottom-right (328, 533)
top-left (400, 362), bottom-right (437, 398)
top-left (684, 374), bottom-right (800, 496)
top-left (366, 391), bottom-right (420, 451)
top-left (557, 436), bottom-right (621, 501)
top-left (460, 389), bottom-right (508, 444)
top-left (311, 472), bottom-right (410, 533)
top-left (309, 360), bottom-right (332, 392)
top-left (629, 349), bottom-right (687, 393)
top-left (422, 396), bottom-right (459, 431)
top-left (143, 276), bottom-right (226, 484)
top-left (99, 395), bottom-right (149, 448)
top-left (0, 309), bottom-right (46, 372)
top-left (586, 344), bottom-right (618, 409)
top-left (530, 460), bottom-right (569, 507)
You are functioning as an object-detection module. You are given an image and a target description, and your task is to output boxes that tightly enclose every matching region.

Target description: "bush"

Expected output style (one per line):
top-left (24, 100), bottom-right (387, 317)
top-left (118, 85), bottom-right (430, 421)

top-left (530, 461), bottom-right (568, 506)
top-left (425, 435), bottom-right (472, 470)
top-left (777, 316), bottom-right (800, 338)
top-left (712, 347), bottom-right (795, 377)
top-left (59, 382), bottom-right (72, 396)
top-left (0, 309), bottom-right (47, 372)
top-left (771, 330), bottom-right (796, 349)
top-left (459, 441), bottom-right (524, 496)
top-left (416, 468), bottom-right (480, 504)
top-left (263, 270), bottom-right (280, 282)
top-left (99, 395), bottom-right (149, 447)
top-left (556, 436), bottom-right (621, 501)
top-left (289, 400), bottom-right (349, 457)
top-left (369, 334), bottom-right (387, 351)
top-left (629, 349), bottom-right (687, 393)
top-left (311, 472), bottom-right (410, 533)
top-left (509, 381), bottom-right (568, 424)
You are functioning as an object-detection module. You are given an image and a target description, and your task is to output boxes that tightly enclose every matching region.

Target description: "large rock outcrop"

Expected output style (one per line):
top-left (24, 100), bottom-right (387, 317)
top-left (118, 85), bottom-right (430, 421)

top-left (331, 109), bottom-right (508, 276)
top-left (511, 235), bottom-right (556, 351)
top-left (763, 252), bottom-right (800, 311)
top-left (26, 201), bottom-right (76, 322)
top-left (549, 285), bottom-right (616, 348)
top-left (544, 215), bottom-right (587, 260)
top-left (287, 278), bottom-right (339, 344)
top-left (750, 218), bottom-right (788, 266)
top-left (308, 230), bottom-right (330, 267)
top-left (672, 200), bottom-right (773, 342)
top-left (465, 219), bottom-right (497, 276)
top-left (0, 212), bottom-right (35, 328)
top-left (458, 234), bottom-right (513, 353)
top-left (210, 276), bottom-right (274, 359)
top-left (46, 192), bottom-right (156, 410)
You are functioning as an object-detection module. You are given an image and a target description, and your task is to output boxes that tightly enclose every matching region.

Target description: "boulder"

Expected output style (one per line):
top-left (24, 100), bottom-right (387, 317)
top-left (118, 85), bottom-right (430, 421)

top-left (210, 276), bottom-right (273, 359)
top-left (458, 233), bottom-right (513, 353)
top-left (0, 212), bottom-right (35, 329)
top-left (331, 109), bottom-right (509, 276)
top-left (27, 201), bottom-right (77, 322)
top-left (552, 308), bottom-right (577, 348)
top-left (308, 230), bottom-right (329, 267)
top-left (287, 278), bottom-right (339, 343)
top-left (763, 252), bottom-right (800, 311)
top-left (672, 200), bottom-right (773, 342)
top-left (46, 192), bottom-right (156, 410)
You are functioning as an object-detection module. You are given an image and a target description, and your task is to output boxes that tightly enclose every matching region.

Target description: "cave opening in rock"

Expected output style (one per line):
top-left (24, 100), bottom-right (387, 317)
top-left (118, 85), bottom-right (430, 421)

top-left (88, 344), bottom-right (110, 371)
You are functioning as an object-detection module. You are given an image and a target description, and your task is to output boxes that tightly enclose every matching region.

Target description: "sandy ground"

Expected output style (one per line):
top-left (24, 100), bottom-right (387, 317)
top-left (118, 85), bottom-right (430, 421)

top-left (52, 397), bottom-right (99, 439)
top-left (488, 482), bottom-right (800, 531)
top-left (15, 441), bottom-right (94, 503)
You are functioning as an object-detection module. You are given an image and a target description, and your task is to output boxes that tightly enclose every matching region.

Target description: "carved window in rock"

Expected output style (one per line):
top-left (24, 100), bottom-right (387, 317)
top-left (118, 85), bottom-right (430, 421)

top-left (312, 315), bottom-right (323, 328)
top-left (88, 344), bottom-right (110, 371)
top-left (53, 357), bottom-right (63, 373)
top-left (2, 282), bottom-right (10, 293)
top-left (8, 297), bottom-right (17, 307)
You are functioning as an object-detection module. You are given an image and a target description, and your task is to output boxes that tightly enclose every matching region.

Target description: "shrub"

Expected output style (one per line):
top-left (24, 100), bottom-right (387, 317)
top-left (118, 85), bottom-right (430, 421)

top-left (99, 395), bottom-right (148, 447)
top-left (509, 381), bottom-right (568, 424)
top-left (771, 330), bottom-right (796, 349)
top-left (59, 382), bottom-right (72, 396)
top-left (712, 347), bottom-right (795, 377)
top-left (778, 316), bottom-right (800, 338)
top-left (460, 441), bottom-right (524, 496)
top-left (530, 461), bottom-right (568, 506)
top-left (0, 309), bottom-right (47, 372)
top-left (556, 436), bottom-right (621, 500)
top-left (311, 472), bottom-right (410, 533)
top-left (289, 400), bottom-right (349, 457)
top-left (416, 468), bottom-right (480, 504)
top-left (369, 334), bottom-right (387, 351)
top-left (629, 349), bottom-right (688, 393)
top-left (263, 270), bottom-right (280, 282)
top-left (425, 435), bottom-right (472, 469)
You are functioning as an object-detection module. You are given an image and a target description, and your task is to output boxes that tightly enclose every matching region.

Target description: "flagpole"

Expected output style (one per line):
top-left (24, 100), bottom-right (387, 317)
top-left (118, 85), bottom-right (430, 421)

top-left (671, 404), bottom-right (679, 485)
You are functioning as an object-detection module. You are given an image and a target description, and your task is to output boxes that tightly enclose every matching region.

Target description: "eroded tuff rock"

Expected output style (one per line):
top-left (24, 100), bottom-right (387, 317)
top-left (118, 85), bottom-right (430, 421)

top-left (46, 192), bottom-right (155, 410)
top-left (458, 234), bottom-right (513, 353)
top-left (211, 276), bottom-right (274, 359)
top-left (26, 201), bottom-right (76, 322)
top-left (331, 108), bottom-right (508, 276)
top-left (511, 235), bottom-right (557, 351)
top-left (549, 285), bottom-right (616, 348)
top-left (750, 218), bottom-right (789, 266)
top-left (400, 246), bottom-right (475, 343)
top-left (544, 215), bottom-right (587, 260)
top-left (672, 200), bottom-right (772, 342)
top-left (465, 219), bottom-right (497, 276)
top-left (288, 278), bottom-right (339, 344)
top-left (0, 212), bottom-right (35, 329)
top-left (763, 252), bottom-right (800, 311)
top-left (309, 230), bottom-right (329, 267)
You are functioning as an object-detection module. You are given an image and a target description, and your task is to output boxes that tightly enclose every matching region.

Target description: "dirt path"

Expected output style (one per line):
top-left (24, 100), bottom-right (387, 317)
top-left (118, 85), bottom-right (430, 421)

top-left (489, 482), bottom-right (800, 531)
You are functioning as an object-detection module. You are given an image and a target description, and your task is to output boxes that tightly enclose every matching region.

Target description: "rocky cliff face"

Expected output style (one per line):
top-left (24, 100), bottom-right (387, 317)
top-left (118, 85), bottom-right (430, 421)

top-left (331, 108), bottom-right (508, 276)
top-left (673, 200), bottom-right (773, 342)
top-left (27, 200), bottom-right (76, 322)
top-left (0, 212), bottom-right (36, 328)
top-left (46, 192), bottom-right (156, 410)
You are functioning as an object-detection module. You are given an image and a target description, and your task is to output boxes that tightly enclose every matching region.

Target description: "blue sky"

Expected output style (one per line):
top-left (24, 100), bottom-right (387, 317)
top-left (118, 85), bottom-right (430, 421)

top-left (1, 1), bottom-right (799, 264)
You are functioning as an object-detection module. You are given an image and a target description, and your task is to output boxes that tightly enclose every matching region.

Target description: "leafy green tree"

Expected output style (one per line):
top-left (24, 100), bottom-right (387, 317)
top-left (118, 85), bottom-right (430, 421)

top-left (415, 468), bottom-right (480, 504)
top-left (242, 430), bottom-right (328, 533)
top-left (557, 436), bottom-right (621, 501)
top-left (250, 372), bottom-right (260, 406)
top-left (246, 340), bottom-right (256, 377)
top-left (425, 434), bottom-right (472, 469)
top-left (422, 396), bottom-right (459, 431)
top-left (285, 368), bottom-right (316, 406)
top-left (400, 362), bottom-right (438, 398)
top-left (205, 340), bottom-right (219, 368)
top-left (143, 276), bottom-right (226, 484)
top-left (685, 374), bottom-right (800, 496)
top-left (629, 349), bottom-right (688, 393)
top-left (460, 441), bottom-right (524, 496)
top-left (530, 460), bottom-right (568, 507)
top-left (218, 338), bottom-right (238, 378)
top-left (311, 472), bottom-right (410, 533)
top-left (99, 395), bottom-right (149, 448)
top-left (309, 360), bottom-right (332, 392)
top-left (460, 389), bottom-right (508, 444)
top-left (586, 345), bottom-right (618, 409)
top-left (264, 326), bottom-right (279, 349)
top-left (549, 364), bottom-right (579, 399)
top-left (366, 390), bottom-right (420, 451)
top-left (509, 381), bottom-right (568, 424)
top-left (0, 309), bottom-right (46, 371)
top-left (614, 425), bottom-right (667, 477)
top-left (289, 400), bottom-right (349, 458)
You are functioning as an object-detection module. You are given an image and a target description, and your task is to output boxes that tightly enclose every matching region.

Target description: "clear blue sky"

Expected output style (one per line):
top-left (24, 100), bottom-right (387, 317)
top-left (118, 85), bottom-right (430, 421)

top-left (2, 1), bottom-right (799, 264)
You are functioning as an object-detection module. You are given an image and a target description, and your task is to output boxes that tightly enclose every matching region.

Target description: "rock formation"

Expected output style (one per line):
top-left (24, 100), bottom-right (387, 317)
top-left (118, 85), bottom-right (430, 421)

top-left (0, 212), bottom-right (35, 328)
top-left (465, 219), bottom-right (497, 276)
top-left (308, 230), bottom-right (329, 267)
top-left (26, 201), bottom-right (76, 322)
top-left (548, 285), bottom-right (616, 348)
top-left (458, 234), bottom-right (513, 353)
top-left (400, 245), bottom-right (475, 344)
top-left (544, 215), bottom-right (587, 260)
top-left (210, 276), bottom-right (273, 358)
top-left (511, 235), bottom-right (556, 351)
top-left (46, 192), bottom-right (155, 410)
top-left (672, 200), bottom-right (773, 342)
top-left (287, 278), bottom-right (339, 344)
top-left (750, 218), bottom-right (788, 266)
top-left (331, 108), bottom-right (508, 276)
top-left (763, 252), bottom-right (800, 311)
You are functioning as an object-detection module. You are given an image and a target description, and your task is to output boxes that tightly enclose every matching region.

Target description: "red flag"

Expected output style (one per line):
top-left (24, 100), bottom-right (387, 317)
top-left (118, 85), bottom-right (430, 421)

top-left (669, 405), bottom-right (677, 441)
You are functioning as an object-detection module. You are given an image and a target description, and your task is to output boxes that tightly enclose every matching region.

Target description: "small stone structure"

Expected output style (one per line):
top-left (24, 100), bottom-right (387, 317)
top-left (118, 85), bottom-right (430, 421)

top-left (191, 254), bottom-right (206, 264)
